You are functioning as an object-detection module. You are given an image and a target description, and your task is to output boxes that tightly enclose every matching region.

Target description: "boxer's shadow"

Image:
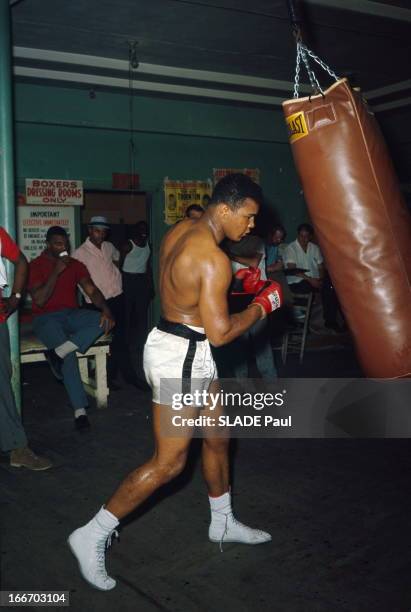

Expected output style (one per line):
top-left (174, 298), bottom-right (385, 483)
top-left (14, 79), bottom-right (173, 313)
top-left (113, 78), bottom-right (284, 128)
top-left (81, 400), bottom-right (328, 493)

top-left (123, 438), bottom-right (238, 526)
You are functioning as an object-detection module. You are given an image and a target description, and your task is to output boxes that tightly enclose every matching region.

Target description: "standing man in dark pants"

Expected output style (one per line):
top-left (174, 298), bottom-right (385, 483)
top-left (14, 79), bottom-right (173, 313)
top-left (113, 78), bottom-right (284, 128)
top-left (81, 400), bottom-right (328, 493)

top-left (120, 221), bottom-right (154, 378)
top-left (0, 225), bottom-right (52, 470)
top-left (73, 216), bottom-right (144, 390)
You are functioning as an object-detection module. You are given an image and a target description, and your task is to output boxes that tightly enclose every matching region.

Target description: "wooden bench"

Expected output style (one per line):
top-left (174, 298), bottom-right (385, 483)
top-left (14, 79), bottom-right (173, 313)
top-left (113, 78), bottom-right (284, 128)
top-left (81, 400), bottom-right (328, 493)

top-left (20, 332), bottom-right (110, 409)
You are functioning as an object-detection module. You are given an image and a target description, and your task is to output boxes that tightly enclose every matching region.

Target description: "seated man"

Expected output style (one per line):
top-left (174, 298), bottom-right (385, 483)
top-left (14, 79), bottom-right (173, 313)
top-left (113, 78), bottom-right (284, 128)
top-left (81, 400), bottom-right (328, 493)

top-left (284, 223), bottom-right (324, 294)
top-left (265, 224), bottom-right (292, 306)
top-left (29, 226), bottom-right (115, 430)
top-left (265, 224), bottom-right (287, 275)
top-left (284, 223), bottom-right (343, 331)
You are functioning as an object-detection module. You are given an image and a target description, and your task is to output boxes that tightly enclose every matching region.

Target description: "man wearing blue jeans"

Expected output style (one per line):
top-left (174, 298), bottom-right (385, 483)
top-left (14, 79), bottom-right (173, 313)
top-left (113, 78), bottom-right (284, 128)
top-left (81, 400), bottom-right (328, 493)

top-left (29, 226), bottom-right (115, 430)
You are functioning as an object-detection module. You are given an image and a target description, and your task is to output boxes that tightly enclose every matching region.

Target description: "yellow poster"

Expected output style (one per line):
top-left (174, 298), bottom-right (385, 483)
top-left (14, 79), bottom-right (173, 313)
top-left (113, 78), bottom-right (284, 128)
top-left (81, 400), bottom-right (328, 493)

top-left (164, 179), bottom-right (212, 225)
top-left (212, 168), bottom-right (260, 185)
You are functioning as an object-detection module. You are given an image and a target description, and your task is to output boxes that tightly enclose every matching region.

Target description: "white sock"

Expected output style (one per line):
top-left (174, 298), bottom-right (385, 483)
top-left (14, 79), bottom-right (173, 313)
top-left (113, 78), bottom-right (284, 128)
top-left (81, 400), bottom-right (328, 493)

top-left (209, 491), bottom-right (231, 515)
top-left (94, 506), bottom-right (120, 531)
top-left (55, 340), bottom-right (78, 359)
top-left (74, 408), bottom-right (87, 419)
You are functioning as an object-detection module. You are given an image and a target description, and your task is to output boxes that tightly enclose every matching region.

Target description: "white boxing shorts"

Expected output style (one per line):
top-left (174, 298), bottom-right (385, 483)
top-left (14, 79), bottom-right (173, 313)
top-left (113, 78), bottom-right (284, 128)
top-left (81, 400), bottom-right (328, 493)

top-left (143, 318), bottom-right (218, 405)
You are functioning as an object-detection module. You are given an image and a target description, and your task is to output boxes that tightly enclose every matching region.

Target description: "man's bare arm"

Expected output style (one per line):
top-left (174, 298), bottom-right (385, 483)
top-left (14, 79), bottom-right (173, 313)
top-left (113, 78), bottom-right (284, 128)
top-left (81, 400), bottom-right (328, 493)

top-left (78, 277), bottom-right (115, 333)
top-left (267, 261), bottom-right (283, 273)
top-left (118, 241), bottom-right (132, 271)
top-left (1, 253), bottom-right (28, 315)
top-left (198, 252), bottom-right (262, 347)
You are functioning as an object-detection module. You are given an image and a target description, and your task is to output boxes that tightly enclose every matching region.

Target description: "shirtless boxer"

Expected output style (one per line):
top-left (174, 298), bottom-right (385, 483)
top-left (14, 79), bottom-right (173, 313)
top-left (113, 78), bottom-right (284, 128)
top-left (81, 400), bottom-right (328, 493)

top-left (68, 173), bottom-right (282, 590)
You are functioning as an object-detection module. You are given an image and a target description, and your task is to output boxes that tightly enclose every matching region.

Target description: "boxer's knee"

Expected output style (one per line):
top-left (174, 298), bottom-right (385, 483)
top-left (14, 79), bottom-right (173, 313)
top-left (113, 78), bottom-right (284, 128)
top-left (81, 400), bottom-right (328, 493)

top-left (154, 452), bottom-right (188, 484)
top-left (203, 436), bottom-right (229, 456)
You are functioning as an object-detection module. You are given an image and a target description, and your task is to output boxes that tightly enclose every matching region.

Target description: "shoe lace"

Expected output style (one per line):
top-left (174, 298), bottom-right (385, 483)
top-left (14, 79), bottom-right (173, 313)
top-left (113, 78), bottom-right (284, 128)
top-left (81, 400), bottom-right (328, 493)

top-left (95, 529), bottom-right (118, 580)
top-left (217, 511), bottom-right (266, 552)
top-left (219, 514), bottom-right (229, 553)
top-left (218, 510), bottom-right (238, 553)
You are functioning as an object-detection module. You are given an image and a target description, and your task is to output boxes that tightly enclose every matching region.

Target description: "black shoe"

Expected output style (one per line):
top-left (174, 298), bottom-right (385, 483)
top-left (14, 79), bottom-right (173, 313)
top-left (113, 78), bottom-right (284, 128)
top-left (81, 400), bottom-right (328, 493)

top-left (74, 415), bottom-right (91, 431)
top-left (44, 349), bottom-right (64, 380)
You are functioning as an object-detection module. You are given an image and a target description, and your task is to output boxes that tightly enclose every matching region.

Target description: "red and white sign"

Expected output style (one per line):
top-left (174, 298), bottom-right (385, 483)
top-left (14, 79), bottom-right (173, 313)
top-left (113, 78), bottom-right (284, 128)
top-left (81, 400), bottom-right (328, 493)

top-left (25, 178), bottom-right (84, 206)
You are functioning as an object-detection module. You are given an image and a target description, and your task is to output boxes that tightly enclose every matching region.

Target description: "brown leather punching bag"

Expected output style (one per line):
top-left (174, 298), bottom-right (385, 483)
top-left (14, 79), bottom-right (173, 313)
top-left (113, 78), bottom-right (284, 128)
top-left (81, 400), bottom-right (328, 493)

top-left (283, 78), bottom-right (411, 378)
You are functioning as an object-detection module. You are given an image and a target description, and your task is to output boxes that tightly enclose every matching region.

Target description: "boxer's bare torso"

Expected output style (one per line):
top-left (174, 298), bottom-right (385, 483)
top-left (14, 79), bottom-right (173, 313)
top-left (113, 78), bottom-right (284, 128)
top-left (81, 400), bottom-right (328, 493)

top-left (159, 199), bottom-right (262, 346)
top-left (160, 217), bottom-right (229, 328)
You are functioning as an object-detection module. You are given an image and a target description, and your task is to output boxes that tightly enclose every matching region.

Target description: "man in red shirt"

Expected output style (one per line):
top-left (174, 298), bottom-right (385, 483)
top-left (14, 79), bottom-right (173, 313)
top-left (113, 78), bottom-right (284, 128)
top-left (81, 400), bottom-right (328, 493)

top-left (29, 226), bottom-right (115, 430)
top-left (0, 226), bottom-right (51, 470)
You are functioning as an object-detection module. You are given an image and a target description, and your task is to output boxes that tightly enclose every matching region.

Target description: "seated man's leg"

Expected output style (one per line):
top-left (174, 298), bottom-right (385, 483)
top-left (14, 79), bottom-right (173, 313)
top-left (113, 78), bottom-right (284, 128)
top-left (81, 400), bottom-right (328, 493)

top-left (289, 280), bottom-right (313, 295)
top-left (68, 402), bottom-right (195, 590)
top-left (61, 352), bottom-right (89, 416)
top-left (65, 308), bottom-right (104, 354)
top-left (250, 318), bottom-right (277, 379)
top-left (33, 311), bottom-right (90, 424)
top-left (32, 310), bottom-right (70, 352)
top-left (321, 276), bottom-right (343, 331)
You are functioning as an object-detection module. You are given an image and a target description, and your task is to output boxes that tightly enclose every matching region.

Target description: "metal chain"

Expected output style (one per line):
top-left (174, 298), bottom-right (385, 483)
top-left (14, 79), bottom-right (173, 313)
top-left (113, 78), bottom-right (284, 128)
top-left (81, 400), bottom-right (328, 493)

top-left (293, 40), bottom-right (339, 98)
top-left (293, 44), bottom-right (301, 98)
top-left (301, 44), bottom-right (340, 81)
top-left (300, 43), bottom-right (323, 94)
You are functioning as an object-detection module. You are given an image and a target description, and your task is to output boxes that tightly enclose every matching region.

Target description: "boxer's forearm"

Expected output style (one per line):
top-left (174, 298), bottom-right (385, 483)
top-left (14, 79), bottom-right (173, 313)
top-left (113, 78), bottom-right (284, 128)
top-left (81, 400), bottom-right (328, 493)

top-left (208, 305), bottom-right (262, 347)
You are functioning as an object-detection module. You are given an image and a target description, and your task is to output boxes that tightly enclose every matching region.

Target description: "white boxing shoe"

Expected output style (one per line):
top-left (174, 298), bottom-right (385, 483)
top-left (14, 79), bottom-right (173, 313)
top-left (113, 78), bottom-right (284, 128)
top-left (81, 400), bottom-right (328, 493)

top-left (68, 513), bottom-right (118, 591)
top-left (209, 511), bottom-right (272, 551)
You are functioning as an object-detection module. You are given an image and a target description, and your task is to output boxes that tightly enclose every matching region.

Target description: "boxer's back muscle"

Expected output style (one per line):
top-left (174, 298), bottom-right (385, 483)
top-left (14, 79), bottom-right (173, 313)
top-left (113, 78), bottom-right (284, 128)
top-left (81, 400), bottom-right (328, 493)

top-left (160, 220), bottom-right (220, 325)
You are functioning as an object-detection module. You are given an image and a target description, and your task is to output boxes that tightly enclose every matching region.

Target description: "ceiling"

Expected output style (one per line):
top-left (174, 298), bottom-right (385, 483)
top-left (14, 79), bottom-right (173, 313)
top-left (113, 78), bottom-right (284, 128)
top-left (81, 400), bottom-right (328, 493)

top-left (9, 0), bottom-right (411, 112)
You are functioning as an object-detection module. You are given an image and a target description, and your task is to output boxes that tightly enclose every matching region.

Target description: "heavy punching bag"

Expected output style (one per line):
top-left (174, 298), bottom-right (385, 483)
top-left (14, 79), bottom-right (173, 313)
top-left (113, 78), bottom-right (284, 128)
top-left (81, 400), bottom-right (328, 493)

top-left (283, 78), bottom-right (411, 378)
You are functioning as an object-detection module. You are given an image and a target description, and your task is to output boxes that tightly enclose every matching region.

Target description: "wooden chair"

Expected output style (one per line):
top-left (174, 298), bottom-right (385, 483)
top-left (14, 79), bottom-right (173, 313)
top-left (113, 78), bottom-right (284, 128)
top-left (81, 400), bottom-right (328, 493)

top-left (281, 292), bottom-right (314, 364)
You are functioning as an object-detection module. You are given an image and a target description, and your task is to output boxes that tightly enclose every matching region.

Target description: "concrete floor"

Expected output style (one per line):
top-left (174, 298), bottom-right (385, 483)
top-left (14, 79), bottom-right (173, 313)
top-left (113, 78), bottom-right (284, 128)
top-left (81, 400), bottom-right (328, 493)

top-left (1, 348), bottom-right (410, 612)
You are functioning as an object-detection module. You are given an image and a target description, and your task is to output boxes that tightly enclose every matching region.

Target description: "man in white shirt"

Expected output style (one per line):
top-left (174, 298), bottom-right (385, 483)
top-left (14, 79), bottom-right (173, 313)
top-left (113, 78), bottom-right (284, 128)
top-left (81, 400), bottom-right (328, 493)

top-left (284, 223), bottom-right (343, 331)
top-left (284, 223), bottom-right (324, 293)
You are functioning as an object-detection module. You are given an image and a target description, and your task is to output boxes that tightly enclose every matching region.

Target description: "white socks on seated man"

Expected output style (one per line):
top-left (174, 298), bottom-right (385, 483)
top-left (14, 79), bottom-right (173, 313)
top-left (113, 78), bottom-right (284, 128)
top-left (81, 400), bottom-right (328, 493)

top-left (68, 507), bottom-right (119, 591)
top-left (208, 490), bottom-right (272, 549)
top-left (55, 340), bottom-right (78, 359)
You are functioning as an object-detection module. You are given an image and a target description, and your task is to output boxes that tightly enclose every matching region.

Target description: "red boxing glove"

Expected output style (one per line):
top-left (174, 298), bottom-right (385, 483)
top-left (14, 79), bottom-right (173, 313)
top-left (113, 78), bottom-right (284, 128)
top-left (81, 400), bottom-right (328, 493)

top-left (234, 267), bottom-right (261, 294)
top-left (251, 281), bottom-right (282, 317)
